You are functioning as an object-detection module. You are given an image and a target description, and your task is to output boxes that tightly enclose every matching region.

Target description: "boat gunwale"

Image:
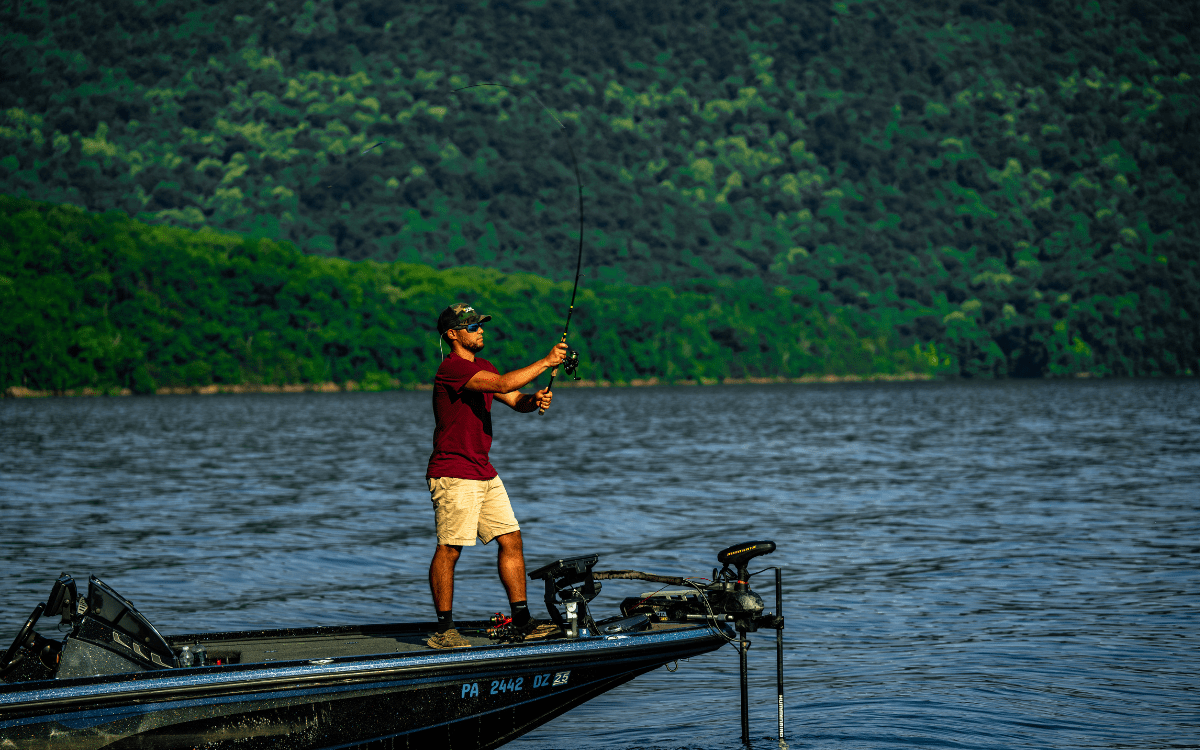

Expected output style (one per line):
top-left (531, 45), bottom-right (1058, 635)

top-left (0, 622), bottom-right (729, 714)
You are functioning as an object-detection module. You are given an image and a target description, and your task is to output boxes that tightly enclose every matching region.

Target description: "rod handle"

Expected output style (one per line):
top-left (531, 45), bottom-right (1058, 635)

top-left (538, 367), bottom-right (558, 415)
top-left (539, 332), bottom-right (568, 415)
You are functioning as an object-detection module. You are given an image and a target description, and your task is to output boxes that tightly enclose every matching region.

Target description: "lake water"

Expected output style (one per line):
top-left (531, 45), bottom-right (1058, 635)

top-left (2, 379), bottom-right (1198, 749)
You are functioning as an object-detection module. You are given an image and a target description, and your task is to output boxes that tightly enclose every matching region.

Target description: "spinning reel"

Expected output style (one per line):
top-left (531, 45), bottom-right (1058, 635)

top-left (562, 350), bottom-right (581, 380)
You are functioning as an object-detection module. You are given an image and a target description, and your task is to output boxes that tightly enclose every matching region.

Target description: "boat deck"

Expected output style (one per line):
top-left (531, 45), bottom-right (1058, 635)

top-left (167, 621), bottom-right (699, 666)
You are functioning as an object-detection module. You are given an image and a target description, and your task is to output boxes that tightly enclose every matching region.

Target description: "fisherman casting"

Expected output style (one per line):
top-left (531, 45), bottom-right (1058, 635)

top-left (425, 303), bottom-right (569, 649)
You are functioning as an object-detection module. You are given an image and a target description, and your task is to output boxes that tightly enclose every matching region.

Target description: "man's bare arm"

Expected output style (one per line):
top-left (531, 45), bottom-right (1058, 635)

top-left (495, 388), bottom-right (552, 412)
top-left (464, 343), bottom-right (568, 395)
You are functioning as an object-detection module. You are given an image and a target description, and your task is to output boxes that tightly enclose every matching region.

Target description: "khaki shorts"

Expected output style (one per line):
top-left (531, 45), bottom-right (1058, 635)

top-left (427, 476), bottom-right (520, 546)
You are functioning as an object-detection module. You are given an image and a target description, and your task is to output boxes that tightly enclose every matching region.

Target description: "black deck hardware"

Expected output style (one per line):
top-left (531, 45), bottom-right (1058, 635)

top-left (527, 553), bottom-right (602, 638)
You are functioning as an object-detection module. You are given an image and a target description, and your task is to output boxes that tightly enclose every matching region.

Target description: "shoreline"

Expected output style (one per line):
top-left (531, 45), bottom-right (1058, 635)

top-left (3, 372), bottom-right (936, 399)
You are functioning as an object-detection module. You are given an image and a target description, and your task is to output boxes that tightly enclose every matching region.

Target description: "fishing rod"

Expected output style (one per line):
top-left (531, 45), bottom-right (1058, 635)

top-left (324, 141), bottom-right (388, 190)
top-left (451, 84), bottom-right (584, 414)
top-left (324, 87), bottom-right (585, 407)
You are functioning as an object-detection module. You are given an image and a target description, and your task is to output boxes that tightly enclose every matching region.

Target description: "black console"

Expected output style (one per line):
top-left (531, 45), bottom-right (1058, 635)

top-left (2, 574), bottom-right (180, 683)
top-left (56, 576), bottom-right (179, 679)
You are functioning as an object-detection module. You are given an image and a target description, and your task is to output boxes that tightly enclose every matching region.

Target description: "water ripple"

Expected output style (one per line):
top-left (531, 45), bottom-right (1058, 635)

top-left (2, 379), bottom-right (1198, 749)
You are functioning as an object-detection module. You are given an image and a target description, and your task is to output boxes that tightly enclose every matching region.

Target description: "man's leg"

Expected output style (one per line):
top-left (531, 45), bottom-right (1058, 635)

top-left (426, 477), bottom-right (479, 649)
top-left (495, 530), bottom-right (526, 604)
top-left (429, 543), bottom-right (462, 613)
top-left (426, 543), bottom-right (471, 648)
top-left (479, 480), bottom-right (550, 638)
top-left (495, 530), bottom-right (556, 639)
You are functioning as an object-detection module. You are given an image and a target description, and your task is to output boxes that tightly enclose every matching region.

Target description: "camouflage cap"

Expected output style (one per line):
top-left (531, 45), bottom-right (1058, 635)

top-left (436, 302), bottom-right (492, 335)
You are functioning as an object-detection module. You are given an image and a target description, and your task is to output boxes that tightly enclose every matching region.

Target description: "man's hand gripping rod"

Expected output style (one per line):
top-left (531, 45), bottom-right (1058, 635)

top-left (540, 332), bottom-right (580, 414)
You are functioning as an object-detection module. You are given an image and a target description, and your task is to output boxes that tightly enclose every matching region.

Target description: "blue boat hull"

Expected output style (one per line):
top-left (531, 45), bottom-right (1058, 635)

top-left (1, 625), bottom-right (727, 749)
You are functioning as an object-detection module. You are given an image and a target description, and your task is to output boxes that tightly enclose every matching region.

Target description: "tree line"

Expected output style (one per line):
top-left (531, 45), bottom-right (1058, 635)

top-left (0, 0), bottom-right (1196, 378)
top-left (2, 195), bottom-right (950, 394)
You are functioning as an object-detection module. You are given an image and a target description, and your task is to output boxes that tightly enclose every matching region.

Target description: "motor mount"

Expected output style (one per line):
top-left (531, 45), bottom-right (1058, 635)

top-left (527, 553), bottom-right (602, 638)
top-left (618, 540), bottom-right (780, 633)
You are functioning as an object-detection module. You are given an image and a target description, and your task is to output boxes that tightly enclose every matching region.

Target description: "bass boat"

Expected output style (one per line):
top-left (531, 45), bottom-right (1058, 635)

top-left (0, 541), bottom-right (783, 749)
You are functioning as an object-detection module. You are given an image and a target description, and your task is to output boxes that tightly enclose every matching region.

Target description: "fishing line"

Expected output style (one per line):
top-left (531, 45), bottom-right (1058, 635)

top-left (449, 83), bottom-right (586, 413)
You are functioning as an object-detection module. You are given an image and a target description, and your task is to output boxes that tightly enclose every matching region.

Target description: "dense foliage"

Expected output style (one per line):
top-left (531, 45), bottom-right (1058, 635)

top-left (2, 195), bottom-right (947, 392)
top-left (1, 0), bottom-right (1197, 378)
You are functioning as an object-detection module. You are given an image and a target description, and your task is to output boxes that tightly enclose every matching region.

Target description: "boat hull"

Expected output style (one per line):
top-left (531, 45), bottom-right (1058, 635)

top-left (0, 625), bottom-right (726, 750)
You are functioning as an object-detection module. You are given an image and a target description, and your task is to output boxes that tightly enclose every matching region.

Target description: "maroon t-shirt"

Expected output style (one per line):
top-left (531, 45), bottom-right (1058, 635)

top-left (426, 354), bottom-right (499, 480)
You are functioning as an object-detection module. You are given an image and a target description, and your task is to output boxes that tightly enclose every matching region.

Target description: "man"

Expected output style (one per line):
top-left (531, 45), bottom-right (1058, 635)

top-left (425, 302), bottom-right (569, 649)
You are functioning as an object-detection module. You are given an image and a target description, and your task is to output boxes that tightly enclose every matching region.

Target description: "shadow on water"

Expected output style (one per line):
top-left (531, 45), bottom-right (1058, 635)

top-left (2, 379), bottom-right (1198, 749)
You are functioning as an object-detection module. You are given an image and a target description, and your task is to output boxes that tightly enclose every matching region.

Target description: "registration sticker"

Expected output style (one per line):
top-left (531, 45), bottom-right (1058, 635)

top-left (552, 670), bottom-right (570, 686)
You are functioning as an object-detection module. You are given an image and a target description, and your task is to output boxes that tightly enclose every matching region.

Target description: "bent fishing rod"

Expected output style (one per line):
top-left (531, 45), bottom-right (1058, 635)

top-left (327, 86), bottom-right (584, 408)
top-left (451, 84), bottom-right (585, 414)
top-left (324, 141), bottom-right (389, 191)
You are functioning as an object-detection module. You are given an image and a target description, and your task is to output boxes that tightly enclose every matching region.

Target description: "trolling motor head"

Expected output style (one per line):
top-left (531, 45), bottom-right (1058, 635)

top-left (716, 541), bottom-right (777, 591)
top-left (709, 541), bottom-right (776, 632)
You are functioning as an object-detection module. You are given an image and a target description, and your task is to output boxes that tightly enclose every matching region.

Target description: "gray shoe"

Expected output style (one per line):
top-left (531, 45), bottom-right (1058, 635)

top-left (427, 628), bottom-right (471, 649)
top-left (521, 621), bottom-right (562, 641)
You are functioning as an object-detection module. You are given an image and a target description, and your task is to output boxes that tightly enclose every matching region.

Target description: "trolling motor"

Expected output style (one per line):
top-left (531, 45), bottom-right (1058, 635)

top-left (708, 541), bottom-right (780, 631)
top-left (616, 541), bottom-right (779, 630)
top-left (502, 542), bottom-right (786, 743)
top-left (713, 541), bottom-right (785, 746)
top-left (613, 540), bottom-right (786, 746)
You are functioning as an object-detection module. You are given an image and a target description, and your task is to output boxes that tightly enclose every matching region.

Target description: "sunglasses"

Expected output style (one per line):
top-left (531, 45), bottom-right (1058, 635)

top-left (456, 322), bottom-right (484, 332)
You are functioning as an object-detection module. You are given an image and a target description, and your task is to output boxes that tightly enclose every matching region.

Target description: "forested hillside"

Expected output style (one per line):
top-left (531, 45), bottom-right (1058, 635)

top-left (2, 196), bottom-right (945, 393)
top-left (1, 0), bottom-right (1197, 379)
